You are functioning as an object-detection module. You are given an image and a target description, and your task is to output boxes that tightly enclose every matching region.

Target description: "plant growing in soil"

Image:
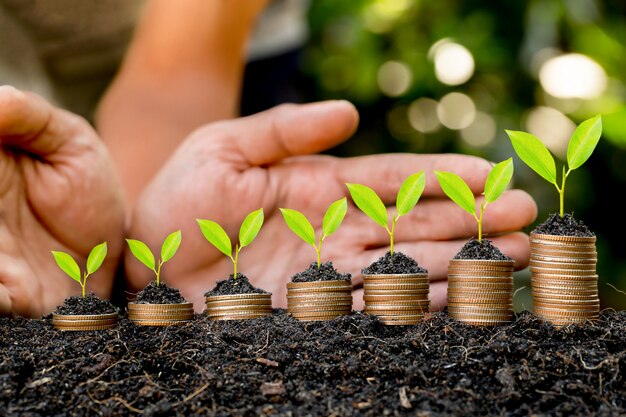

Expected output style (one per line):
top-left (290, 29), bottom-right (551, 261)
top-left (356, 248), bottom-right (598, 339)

top-left (197, 208), bottom-right (264, 278)
top-left (435, 158), bottom-right (514, 241)
top-left (506, 115), bottom-right (602, 217)
top-left (347, 172), bottom-right (425, 256)
top-left (126, 230), bottom-right (182, 286)
top-left (52, 242), bottom-right (107, 298)
top-left (280, 198), bottom-right (347, 269)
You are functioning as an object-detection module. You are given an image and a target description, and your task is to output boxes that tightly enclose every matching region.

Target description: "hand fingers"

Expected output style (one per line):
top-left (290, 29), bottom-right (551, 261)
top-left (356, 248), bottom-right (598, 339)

top-left (228, 100), bottom-right (359, 166)
top-left (348, 232), bottom-right (530, 286)
top-left (343, 189), bottom-right (537, 245)
top-left (0, 284), bottom-right (12, 316)
top-left (335, 153), bottom-right (493, 202)
top-left (0, 85), bottom-right (90, 161)
top-left (351, 280), bottom-right (448, 311)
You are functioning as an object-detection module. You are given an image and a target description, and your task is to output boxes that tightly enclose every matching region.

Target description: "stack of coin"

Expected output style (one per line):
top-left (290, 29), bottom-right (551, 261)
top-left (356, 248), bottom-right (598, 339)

top-left (205, 293), bottom-right (272, 321)
top-left (52, 312), bottom-right (118, 331)
top-left (530, 233), bottom-right (599, 327)
top-left (287, 280), bottom-right (352, 321)
top-left (128, 302), bottom-right (194, 326)
top-left (447, 259), bottom-right (515, 326)
top-left (362, 273), bottom-right (429, 325)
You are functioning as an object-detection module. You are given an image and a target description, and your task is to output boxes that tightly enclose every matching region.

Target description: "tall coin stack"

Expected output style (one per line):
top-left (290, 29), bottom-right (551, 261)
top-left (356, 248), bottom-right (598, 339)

top-left (530, 233), bottom-right (599, 327)
top-left (205, 293), bottom-right (273, 321)
top-left (362, 273), bottom-right (430, 325)
top-left (287, 280), bottom-right (352, 321)
top-left (447, 259), bottom-right (515, 326)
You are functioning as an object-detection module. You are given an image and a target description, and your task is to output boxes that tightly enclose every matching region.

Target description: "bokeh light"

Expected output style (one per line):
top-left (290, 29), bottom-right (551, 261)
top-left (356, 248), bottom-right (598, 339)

top-left (377, 60), bottom-right (412, 97)
top-left (460, 112), bottom-right (497, 147)
top-left (437, 92), bottom-right (476, 130)
top-left (539, 53), bottom-right (608, 99)
top-left (407, 98), bottom-right (440, 133)
top-left (430, 40), bottom-right (475, 86)
top-left (525, 106), bottom-right (576, 159)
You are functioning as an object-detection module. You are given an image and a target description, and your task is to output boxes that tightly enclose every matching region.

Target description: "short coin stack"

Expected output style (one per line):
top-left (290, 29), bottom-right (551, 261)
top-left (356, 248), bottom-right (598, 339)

top-left (52, 312), bottom-right (119, 331)
top-left (128, 302), bottom-right (194, 326)
top-left (530, 233), bottom-right (599, 327)
top-left (205, 293), bottom-right (272, 321)
top-left (447, 259), bottom-right (515, 326)
top-left (287, 280), bottom-right (352, 321)
top-left (362, 273), bottom-right (430, 325)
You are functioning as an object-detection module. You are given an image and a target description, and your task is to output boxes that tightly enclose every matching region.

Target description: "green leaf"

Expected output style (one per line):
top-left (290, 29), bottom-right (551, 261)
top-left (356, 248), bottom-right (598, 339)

top-left (52, 251), bottom-right (81, 283)
top-left (197, 219), bottom-right (233, 257)
top-left (506, 130), bottom-right (557, 184)
top-left (434, 171), bottom-right (476, 215)
top-left (161, 230), bottom-right (182, 263)
top-left (322, 198), bottom-right (348, 237)
top-left (280, 208), bottom-right (316, 245)
top-left (126, 239), bottom-right (156, 271)
top-left (396, 171), bottom-right (426, 217)
top-left (484, 158), bottom-right (514, 204)
top-left (239, 208), bottom-right (264, 248)
top-left (346, 183), bottom-right (388, 228)
top-left (86, 242), bottom-right (107, 275)
top-left (567, 115), bottom-right (602, 171)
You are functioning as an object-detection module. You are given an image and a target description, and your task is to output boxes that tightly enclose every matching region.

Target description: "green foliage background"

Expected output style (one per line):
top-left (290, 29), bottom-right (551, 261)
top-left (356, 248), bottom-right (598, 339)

top-left (299, 0), bottom-right (626, 310)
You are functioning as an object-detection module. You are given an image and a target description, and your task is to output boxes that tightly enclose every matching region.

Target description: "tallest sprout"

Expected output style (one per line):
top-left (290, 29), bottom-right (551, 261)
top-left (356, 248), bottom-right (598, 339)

top-left (506, 115), bottom-right (602, 217)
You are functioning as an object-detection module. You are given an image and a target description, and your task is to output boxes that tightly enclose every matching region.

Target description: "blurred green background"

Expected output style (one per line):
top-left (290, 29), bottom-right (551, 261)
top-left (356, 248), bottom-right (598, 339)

top-left (297, 0), bottom-right (626, 310)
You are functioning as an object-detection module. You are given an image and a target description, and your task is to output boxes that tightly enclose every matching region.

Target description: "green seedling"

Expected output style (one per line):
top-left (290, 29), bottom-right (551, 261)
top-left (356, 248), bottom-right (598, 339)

top-left (197, 208), bottom-right (264, 278)
top-left (126, 230), bottom-right (182, 286)
top-left (506, 115), bottom-right (602, 217)
top-left (435, 158), bottom-right (514, 242)
top-left (280, 198), bottom-right (348, 269)
top-left (347, 172), bottom-right (426, 256)
top-left (52, 242), bottom-right (107, 298)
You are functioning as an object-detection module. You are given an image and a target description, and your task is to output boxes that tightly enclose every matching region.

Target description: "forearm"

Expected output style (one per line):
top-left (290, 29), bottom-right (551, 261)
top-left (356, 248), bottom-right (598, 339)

top-left (96, 0), bottom-right (267, 211)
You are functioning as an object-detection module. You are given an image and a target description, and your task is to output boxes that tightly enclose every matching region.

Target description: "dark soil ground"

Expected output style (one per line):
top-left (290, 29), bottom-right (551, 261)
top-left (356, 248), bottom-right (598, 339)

top-left (2, 309), bottom-right (624, 417)
top-left (205, 274), bottom-right (269, 296)
top-left (362, 251), bottom-right (428, 274)
top-left (453, 238), bottom-right (512, 260)
top-left (533, 213), bottom-right (595, 237)
top-left (291, 261), bottom-right (351, 282)
top-left (54, 293), bottom-right (117, 315)
top-left (134, 282), bottom-right (187, 304)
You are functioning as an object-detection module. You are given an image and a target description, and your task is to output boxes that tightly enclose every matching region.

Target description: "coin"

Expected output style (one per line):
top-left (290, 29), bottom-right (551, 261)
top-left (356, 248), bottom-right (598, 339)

top-left (128, 302), bottom-right (194, 311)
top-left (204, 294), bottom-right (272, 302)
top-left (206, 310), bottom-right (271, 319)
top-left (363, 295), bottom-right (429, 302)
top-left (447, 283), bottom-right (513, 290)
top-left (361, 272), bottom-right (428, 281)
top-left (363, 278), bottom-right (429, 285)
top-left (448, 259), bottom-right (515, 267)
top-left (530, 232), bottom-right (596, 243)
top-left (287, 279), bottom-right (352, 288)
top-left (447, 264), bottom-right (514, 271)
top-left (289, 311), bottom-right (350, 319)
top-left (364, 303), bottom-right (430, 311)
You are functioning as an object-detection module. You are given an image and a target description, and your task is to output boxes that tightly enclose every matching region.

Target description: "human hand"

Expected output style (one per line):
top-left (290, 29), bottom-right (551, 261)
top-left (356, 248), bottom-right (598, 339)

top-left (127, 101), bottom-right (537, 311)
top-left (0, 86), bottom-right (125, 317)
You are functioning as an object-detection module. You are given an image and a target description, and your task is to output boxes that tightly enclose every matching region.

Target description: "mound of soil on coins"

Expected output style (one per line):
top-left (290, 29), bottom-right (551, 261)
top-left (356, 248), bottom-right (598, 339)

top-left (1, 310), bottom-right (625, 416)
top-left (54, 293), bottom-right (117, 315)
top-left (453, 238), bottom-right (511, 260)
top-left (133, 282), bottom-right (187, 304)
top-left (362, 251), bottom-right (427, 274)
top-left (291, 261), bottom-right (351, 282)
top-left (205, 273), bottom-right (269, 296)
top-left (532, 212), bottom-right (595, 237)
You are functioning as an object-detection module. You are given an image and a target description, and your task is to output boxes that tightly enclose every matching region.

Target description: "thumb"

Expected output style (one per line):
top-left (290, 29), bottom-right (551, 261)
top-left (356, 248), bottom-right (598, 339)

top-left (0, 86), bottom-right (75, 158)
top-left (231, 100), bottom-right (359, 166)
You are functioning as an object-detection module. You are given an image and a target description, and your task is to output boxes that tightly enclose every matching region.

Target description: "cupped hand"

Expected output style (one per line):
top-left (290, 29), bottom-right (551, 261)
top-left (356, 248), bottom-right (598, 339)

top-left (0, 86), bottom-right (125, 317)
top-left (127, 101), bottom-right (537, 311)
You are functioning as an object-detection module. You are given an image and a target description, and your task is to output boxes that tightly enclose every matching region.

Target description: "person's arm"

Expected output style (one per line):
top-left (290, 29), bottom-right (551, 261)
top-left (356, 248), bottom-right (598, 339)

top-left (96, 0), bottom-right (268, 211)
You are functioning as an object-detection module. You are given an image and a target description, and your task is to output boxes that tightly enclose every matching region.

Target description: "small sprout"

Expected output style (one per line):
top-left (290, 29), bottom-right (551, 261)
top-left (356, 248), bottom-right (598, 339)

top-left (197, 208), bottom-right (264, 278)
top-left (347, 172), bottom-right (426, 256)
top-left (126, 230), bottom-right (182, 286)
top-left (280, 197), bottom-right (348, 269)
top-left (506, 115), bottom-right (602, 217)
top-left (52, 242), bottom-right (107, 298)
top-left (435, 158), bottom-right (514, 242)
